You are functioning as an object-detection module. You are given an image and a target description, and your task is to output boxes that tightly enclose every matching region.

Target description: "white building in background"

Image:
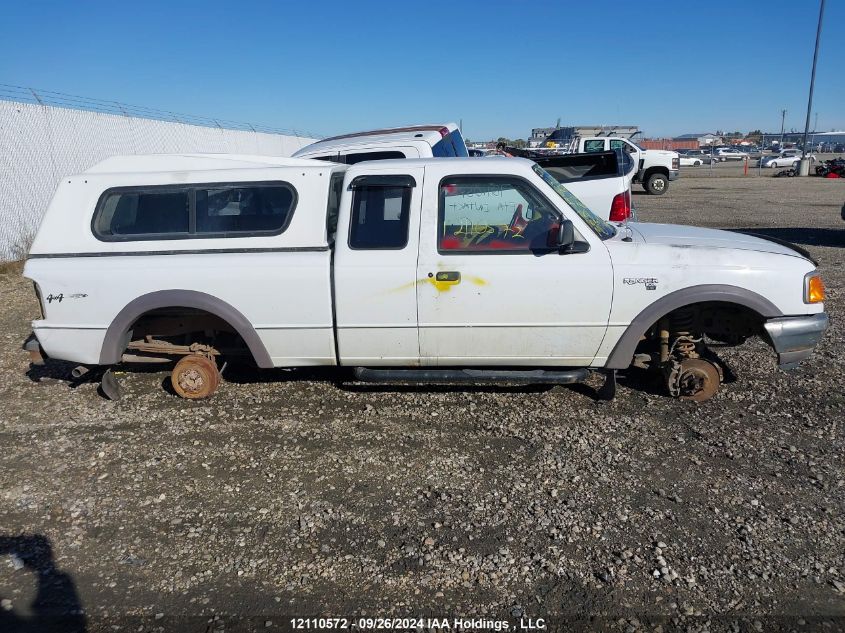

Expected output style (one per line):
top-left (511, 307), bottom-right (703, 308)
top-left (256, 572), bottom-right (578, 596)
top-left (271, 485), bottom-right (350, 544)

top-left (673, 133), bottom-right (722, 146)
top-left (811, 131), bottom-right (845, 146)
top-left (0, 98), bottom-right (317, 260)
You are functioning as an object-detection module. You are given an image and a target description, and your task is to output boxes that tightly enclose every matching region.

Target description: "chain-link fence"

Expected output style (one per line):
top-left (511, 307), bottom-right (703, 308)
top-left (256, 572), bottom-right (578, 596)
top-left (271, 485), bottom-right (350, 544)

top-left (0, 85), bottom-right (320, 261)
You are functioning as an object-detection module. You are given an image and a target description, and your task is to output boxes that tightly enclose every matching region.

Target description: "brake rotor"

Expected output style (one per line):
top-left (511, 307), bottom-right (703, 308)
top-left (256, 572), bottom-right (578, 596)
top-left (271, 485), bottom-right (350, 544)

top-left (676, 358), bottom-right (721, 402)
top-left (171, 354), bottom-right (220, 399)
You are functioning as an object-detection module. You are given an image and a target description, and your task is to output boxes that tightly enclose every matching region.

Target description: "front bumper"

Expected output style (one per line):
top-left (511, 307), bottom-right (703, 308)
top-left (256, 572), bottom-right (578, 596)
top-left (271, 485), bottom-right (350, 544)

top-left (669, 170), bottom-right (680, 181)
top-left (763, 313), bottom-right (828, 370)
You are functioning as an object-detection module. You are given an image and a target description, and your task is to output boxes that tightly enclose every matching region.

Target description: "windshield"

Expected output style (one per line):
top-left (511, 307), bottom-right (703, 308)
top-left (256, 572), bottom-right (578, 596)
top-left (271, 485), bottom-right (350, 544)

top-left (531, 164), bottom-right (617, 240)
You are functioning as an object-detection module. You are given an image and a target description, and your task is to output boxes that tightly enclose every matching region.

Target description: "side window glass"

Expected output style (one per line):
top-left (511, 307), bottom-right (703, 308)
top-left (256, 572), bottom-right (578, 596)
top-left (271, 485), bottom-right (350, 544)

top-left (195, 184), bottom-right (294, 234)
top-left (609, 140), bottom-right (625, 151)
top-left (94, 189), bottom-right (189, 237)
top-left (583, 140), bottom-right (604, 153)
top-left (349, 186), bottom-right (411, 249)
top-left (439, 178), bottom-right (559, 253)
top-left (325, 173), bottom-right (344, 240)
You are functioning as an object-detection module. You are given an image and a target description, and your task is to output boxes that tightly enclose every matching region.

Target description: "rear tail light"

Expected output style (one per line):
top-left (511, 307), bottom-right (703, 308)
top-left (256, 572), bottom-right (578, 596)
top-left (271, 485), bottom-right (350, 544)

top-left (672, 157), bottom-right (680, 169)
top-left (609, 190), bottom-right (631, 222)
top-left (33, 282), bottom-right (45, 319)
top-left (438, 127), bottom-right (449, 138)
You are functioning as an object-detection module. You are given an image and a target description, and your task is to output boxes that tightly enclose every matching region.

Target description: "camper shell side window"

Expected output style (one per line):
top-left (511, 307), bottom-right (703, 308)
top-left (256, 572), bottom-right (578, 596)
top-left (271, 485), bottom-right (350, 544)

top-left (91, 181), bottom-right (297, 242)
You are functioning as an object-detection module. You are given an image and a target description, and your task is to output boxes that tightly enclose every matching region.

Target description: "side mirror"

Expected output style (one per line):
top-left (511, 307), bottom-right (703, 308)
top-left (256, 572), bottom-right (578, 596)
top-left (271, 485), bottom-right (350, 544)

top-left (557, 220), bottom-right (575, 253)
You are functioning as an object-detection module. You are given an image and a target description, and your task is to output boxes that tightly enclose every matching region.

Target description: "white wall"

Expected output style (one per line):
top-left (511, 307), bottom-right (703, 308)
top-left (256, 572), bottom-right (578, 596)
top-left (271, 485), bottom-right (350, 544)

top-left (0, 100), bottom-right (317, 260)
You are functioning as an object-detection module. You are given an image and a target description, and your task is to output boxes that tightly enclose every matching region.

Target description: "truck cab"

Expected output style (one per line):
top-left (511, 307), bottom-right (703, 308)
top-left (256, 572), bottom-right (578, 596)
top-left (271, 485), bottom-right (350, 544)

top-left (331, 158), bottom-right (615, 368)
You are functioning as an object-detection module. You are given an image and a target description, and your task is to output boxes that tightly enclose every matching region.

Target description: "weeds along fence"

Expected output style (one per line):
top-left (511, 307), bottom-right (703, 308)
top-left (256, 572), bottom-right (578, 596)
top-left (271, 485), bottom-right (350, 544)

top-left (0, 85), bottom-right (320, 261)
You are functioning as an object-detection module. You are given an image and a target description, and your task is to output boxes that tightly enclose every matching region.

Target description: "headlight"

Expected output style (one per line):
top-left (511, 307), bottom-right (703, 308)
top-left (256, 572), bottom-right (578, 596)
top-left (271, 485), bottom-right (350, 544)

top-left (804, 272), bottom-right (825, 304)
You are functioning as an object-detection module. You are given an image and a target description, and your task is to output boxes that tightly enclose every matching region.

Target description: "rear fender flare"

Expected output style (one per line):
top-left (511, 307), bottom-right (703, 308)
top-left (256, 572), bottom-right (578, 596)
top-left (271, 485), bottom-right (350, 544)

top-left (99, 289), bottom-right (273, 368)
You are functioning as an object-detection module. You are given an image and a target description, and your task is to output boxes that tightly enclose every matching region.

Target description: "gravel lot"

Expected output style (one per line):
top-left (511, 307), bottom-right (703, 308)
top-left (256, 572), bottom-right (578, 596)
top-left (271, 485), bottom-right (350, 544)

top-left (1, 173), bottom-right (843, 632)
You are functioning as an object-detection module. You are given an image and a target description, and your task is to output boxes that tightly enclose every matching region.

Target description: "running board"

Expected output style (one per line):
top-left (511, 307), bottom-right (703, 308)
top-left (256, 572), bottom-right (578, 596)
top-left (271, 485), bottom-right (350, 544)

top-left (352, 367), bottom-right (589, 385)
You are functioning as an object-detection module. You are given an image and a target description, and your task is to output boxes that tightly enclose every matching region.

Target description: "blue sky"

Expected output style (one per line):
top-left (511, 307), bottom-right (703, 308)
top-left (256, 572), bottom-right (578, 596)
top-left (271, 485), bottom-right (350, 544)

top-left (1, 0), bottom-right (842, 140)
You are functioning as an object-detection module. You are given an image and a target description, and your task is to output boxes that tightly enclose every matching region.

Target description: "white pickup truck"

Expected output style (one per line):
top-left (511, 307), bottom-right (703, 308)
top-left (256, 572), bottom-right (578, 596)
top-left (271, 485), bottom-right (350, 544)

top-left (23, 154), bottom-right (827, 403)
top-left (521, 150), bottom-right (633, 222)
top-left (575, 137), bottom-right (680, 195)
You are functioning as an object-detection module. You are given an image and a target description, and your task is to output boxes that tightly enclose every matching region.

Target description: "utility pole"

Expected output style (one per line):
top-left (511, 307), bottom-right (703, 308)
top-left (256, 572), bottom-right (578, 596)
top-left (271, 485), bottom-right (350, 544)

top-left (800, 0), bottom-right (825, 174)
top-left (780, 109), bottom-right (787, 147)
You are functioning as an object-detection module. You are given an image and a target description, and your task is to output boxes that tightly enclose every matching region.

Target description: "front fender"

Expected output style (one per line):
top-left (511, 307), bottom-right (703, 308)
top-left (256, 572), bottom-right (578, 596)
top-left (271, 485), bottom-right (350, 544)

top-left (604, 284), bottom-right (782, 370)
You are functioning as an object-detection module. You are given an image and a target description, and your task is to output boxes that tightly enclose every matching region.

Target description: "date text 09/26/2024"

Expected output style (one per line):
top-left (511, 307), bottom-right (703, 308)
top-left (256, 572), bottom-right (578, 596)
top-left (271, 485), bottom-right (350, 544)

top-left (290, 617), bottom-right (547, 630)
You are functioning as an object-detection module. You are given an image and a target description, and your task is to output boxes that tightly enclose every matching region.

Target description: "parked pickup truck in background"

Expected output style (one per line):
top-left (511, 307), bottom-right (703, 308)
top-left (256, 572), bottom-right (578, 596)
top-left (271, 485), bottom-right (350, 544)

top-left (24, 154), bottom-right (827, 403)
top-left (514, 149), bottom-right (633, 222)
top-left (576, 136), bottom-right (680, 196)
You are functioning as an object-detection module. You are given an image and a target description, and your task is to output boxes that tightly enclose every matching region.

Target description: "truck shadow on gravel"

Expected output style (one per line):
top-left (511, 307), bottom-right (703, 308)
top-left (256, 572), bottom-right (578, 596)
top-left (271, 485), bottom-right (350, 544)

top-left (0, 534), bottom-right (86, 633)
top-left (27, 360), bottom-right (690, 402)
top-left (26, 361), bottom-right (579, 399)
top-left (26, 360), bottom-right (125, 400)
top-left (729, 227), bottom-right (845, 248)
top-left (224, 365), bottom-right (568, 396)
top-left (25, 359), bottom-right (77, 384)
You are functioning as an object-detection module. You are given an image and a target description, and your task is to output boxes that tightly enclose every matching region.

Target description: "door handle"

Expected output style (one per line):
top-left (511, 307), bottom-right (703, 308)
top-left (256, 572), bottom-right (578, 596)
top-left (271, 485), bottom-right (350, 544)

top-left (433, 271), bottom-right (461, 282)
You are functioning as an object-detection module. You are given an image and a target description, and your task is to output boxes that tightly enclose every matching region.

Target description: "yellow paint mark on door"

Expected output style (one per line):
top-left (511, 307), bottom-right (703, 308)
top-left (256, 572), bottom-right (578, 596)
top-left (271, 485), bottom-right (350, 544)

top-left (386, 276), bottom-right (488, 294)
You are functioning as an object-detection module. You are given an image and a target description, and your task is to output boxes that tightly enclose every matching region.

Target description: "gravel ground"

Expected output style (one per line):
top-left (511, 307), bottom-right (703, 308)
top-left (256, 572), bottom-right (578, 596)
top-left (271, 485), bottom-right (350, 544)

top-left (1, 174), bottom-right (843, 632)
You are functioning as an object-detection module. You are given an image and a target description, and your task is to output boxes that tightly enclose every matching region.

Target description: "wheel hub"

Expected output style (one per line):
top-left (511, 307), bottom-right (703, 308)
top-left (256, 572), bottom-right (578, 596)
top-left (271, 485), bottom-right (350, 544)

top-left (171, 354), bottom-right (219, 399)
top-left (676, 359), bottom-right (720, 402)
top-left (178, 368), bottom-right (205, 394)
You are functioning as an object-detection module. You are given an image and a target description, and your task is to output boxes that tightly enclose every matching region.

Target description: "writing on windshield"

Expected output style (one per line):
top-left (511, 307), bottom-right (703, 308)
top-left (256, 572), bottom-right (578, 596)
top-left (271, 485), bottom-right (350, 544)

top-left (532, 164), bottom-right (616, 240)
